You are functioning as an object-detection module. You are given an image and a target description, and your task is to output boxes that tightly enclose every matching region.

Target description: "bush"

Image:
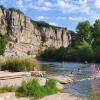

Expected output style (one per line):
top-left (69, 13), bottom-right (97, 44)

top-left (40, 48), bottom-right (56, 60)
top-left (0, 85), bottom-right (16, 93)
top-left (16, 78), bottom-right (60, 99)
top-left (31, 20), bottom-right (58, 29)
top-left (94, 45), bottom-right (100, 62)
top-left (91, 95), bottom-right (99, 100)
top-left (9, 8), bottom-right (24, 14)
top-left (0, 34), bottom-right (7, 55)
top-left (44, 79), bottom-right (59, 95)
top-left (1, 57), bottom-right (38, 72)
top-left (40, 42), bottom-right (95, 62)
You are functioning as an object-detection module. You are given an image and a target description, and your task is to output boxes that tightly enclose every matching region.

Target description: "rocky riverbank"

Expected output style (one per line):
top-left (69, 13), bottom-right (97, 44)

top-left (0, 92), bottom-right (83, 100)
top-left (0, 72), bottom-right (74, 86)
top-left (0, 71), bottom-right (77, 100)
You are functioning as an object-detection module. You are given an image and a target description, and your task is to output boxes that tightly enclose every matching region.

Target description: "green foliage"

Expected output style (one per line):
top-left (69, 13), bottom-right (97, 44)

top-left (41, 35), bottom-right (47, 43)
top-left (40, 41), bottom-right (95, 62)
top-left (16, 79), bottom-right (45, 98)
top-left (0, 78), bottom-right (59, 99)
top-left (94, 45), bottom-right (100, 62)
top-left (1, 57), bottom-right (35, 72)
top-left (16, 78), bottom-right (60, 99)
top-left (40, 19), bottom-right (100, 62)
top-left (41, 48), bottom-right (56, 60)
top-left (44, 79), bottom-right (59, 95)
top-left (31, 20), bottom-right (60, 29)
top-left (0, 5), bottom-right (6, 10)
top-left (0, 5), bottom-right (23, 14)
top-left (76, 20), bottom-right (91, 41)
top-left (31, 20), bottom-right (51, 28)
top-left (77, 40), bottom-right (94, 61)
top-left (0, 34), bottom-right (7, 55)
top-left (91, 95), bottom-right (100, 100)
top-left (92, 19), bottom-right (100, 47)
top-left (9, 8), bottom-right (24, 14)
top-left (0, 85), bottom-right (16, 93)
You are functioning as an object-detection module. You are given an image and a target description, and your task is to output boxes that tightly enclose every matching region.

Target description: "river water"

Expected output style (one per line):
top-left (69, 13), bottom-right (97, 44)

top-left (39, 61), bottom-right (100, 99)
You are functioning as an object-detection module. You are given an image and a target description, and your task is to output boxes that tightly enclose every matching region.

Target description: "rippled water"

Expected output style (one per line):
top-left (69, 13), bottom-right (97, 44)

top-left (39, 61), bottom-right (100, 98)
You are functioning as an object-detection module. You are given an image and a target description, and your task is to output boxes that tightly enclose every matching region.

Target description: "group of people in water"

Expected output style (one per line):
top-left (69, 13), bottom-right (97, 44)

top-left (70, 68), bottom-right (83, 75)
top-left (61, 61), bottom-right (100, 76)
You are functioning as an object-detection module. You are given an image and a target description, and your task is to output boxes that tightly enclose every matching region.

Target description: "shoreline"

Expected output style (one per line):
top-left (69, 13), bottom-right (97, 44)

top-left (0, 71), bottom-right (77, 100)
top-left (0, 92), bottom-right (83, 100)
top-left (37, 57), bottom-right (100, 64)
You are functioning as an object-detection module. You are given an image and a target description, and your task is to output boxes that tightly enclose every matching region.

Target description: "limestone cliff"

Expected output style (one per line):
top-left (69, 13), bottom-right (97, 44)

top-left (0, 6), bottom-right (71, 56)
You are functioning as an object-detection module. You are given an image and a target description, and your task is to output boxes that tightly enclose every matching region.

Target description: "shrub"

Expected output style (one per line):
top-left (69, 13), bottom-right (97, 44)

top-left (44, 79), bottom-right (59, 95)
top-left (16, 79), bottom-right (45, 98)
top-left (0, 85), bottom-right (16, 93)
top-left (9, 8), bottom-right (24, 14)
top-left (31, 20), bottom-right (59, 29)
top-left (1, 57), bottom-right (38, 72)
top-left (40, 43), bottom-right (95, 62)
top-left (94, 45), bottom-right (100, 62)
top-left (0, 34), bottom-right (7, 55)
top-left (16, 78), bottom-right (60, 99)
top-left (40, 47), bottom-right (57, 60)
top-left (0, 5), bottom-right (6, 10)
top-left (91, 95), bottom-right (99, 100)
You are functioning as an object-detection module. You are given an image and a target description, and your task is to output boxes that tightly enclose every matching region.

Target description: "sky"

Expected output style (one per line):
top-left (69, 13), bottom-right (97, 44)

top-left (0, 0), bottom-right (100, 31)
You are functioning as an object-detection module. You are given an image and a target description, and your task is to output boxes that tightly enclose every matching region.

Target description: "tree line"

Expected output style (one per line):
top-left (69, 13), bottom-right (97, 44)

top-left (40, 19), bottom-right (100, 62)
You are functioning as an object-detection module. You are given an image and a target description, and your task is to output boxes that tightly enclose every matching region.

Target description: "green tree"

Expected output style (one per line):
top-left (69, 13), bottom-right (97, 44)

top-left (92, 19), bottom-right (100, 47)
top-left (76, 20), bottom-right (91, 42)
top-left (77, 40), bottom-right (94, 61)
top-left (94, 45), bottom-right (100, 62)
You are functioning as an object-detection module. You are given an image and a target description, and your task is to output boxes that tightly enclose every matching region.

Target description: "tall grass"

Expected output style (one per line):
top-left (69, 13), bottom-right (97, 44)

top-left (0, 85), bottom-right (16, 93)
top-left (44, 79), bottom-right (59, 95)
top-left (0, 56), bottom-right (39, 72)
top-left (16, 78), bottom-right (60, 99)
top-left (91, 95), bottom-right (100, 100)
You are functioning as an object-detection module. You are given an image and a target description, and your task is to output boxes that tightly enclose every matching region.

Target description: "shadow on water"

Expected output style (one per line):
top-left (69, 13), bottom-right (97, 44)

top-left (39, 61), bottom-right (100, 99)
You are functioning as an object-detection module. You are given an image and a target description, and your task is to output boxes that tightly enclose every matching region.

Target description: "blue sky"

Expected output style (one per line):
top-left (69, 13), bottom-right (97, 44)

top-left (0, 0), bottom-right (100, 31)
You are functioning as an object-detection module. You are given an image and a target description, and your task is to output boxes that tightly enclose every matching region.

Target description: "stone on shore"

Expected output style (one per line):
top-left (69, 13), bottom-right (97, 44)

top-left (0, 93), bottom-right (29, 100)
top-left (48, 75), bottom-right (74, 84)
top-left (0, 93), bottom-right (83, 100)
top-left (56, 82), bottom-right (64, 90)
top-left (40, 93), bottom-right (82, 100)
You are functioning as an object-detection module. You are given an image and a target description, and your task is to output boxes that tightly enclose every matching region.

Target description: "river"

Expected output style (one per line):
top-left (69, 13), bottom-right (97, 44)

top-left (39, 61), bottom-right (100, 99)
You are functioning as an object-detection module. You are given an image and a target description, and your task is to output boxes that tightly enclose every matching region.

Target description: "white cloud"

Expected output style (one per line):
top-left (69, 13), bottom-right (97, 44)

top-left (57, 0), bottom-right (90, 14)
top-left (44, 1), bottom-right (52, 7)
top-left (95, 0), bottom-right (100, 9)
top-left (35, 16), bottom-right (48, 21)
top-left (16, 0), bottom-right (52, 11)
top-left (32, 6), bottom-right (51, 11)
top-left (68, 16), bottom-right (88, 21)
top-left (33, 0), bottom-right (53, 11)
top-left (17, 0), bottom-right (24, 8)
top-left (49, 22), bottom-right (58, 26)
top-left (1, 0), bottom-right (100, 23)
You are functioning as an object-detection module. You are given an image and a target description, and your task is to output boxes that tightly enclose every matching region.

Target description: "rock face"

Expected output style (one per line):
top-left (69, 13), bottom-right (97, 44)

top-left (0, 7), bottom-right (71, 56)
